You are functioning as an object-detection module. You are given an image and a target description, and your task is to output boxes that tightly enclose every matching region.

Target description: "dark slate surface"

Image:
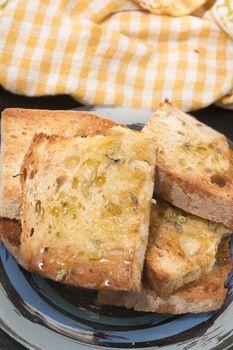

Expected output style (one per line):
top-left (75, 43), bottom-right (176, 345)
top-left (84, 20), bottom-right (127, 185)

top-left (0, 85), bottom-right (232, 349)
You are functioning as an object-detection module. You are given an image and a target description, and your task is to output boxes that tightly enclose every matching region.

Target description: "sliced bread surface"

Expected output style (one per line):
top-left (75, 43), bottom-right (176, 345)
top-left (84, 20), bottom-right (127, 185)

top-left (143, 102), bottom-right (233, 228)
top-left (146, 200), bottom-right (230, 296)
top-left (0, 110), bottom-right (122, 270)
top-left (98, 237), bottom-right (232, 314)
top-left (20, 127), bottom-right (156, 291)
top-left (0, 108), bottom-right (122, 220)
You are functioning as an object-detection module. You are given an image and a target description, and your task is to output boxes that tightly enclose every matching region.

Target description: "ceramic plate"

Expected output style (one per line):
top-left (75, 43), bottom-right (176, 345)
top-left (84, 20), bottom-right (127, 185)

top-left (0, 107), bottom-right (233, 350)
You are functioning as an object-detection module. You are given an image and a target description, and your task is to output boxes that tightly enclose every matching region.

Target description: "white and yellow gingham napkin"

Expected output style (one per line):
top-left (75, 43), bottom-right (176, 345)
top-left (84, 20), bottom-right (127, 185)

top-left (0, 0), bottom-right (232, 111)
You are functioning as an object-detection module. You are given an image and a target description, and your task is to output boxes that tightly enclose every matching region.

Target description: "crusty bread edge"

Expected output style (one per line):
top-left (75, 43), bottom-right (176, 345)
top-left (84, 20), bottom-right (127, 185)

top-left (97, 284), bottom-right (228, 314)
top-left (155, 165), bottom-right (233, 228)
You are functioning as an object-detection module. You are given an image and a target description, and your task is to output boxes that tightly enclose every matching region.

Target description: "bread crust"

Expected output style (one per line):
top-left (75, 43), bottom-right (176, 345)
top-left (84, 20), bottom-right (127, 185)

top-left (0, 218), bottom-right (28, 269)
top-left (98, 237), bottom-right (232, 314)
top-left (1, 108), bottom-right (123, 220)
top-left (0, 217), bottom-right (21, 247)
top-left (155, 165), bottom-right (233, 228)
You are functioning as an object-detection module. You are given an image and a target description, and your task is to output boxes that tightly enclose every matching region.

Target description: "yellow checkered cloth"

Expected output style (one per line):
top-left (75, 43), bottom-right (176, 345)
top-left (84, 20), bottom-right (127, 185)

top-left (0, 0), bottom-right (233, 111)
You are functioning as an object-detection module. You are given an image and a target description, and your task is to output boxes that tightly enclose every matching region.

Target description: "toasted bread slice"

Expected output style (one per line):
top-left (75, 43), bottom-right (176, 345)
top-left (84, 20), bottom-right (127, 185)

top-left (143, 102), bottom-right (233, 228)
top-left (0, 108), bottom-right (123, 221)
top-left (20, 127), bottom-right (156, 291)
top-left (0, 109), bottom-right (122, 268)
top-left (146, 200), bottom-right (230, 297)
top-left (98, 237), bottom-right (232, 314)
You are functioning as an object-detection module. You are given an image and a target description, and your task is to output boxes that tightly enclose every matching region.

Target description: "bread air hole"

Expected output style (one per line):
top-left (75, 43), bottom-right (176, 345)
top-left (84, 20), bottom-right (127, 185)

top-left (29, 169), bottom-right (35, 179)
top-left (23, 168), bottom-right (27, 181)
top-left (30, 228), bottom-right (34, 237)
top-left (56, 175), bottom-right (68, 189)
top-left (210, 174), bottom-right (227, 188)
